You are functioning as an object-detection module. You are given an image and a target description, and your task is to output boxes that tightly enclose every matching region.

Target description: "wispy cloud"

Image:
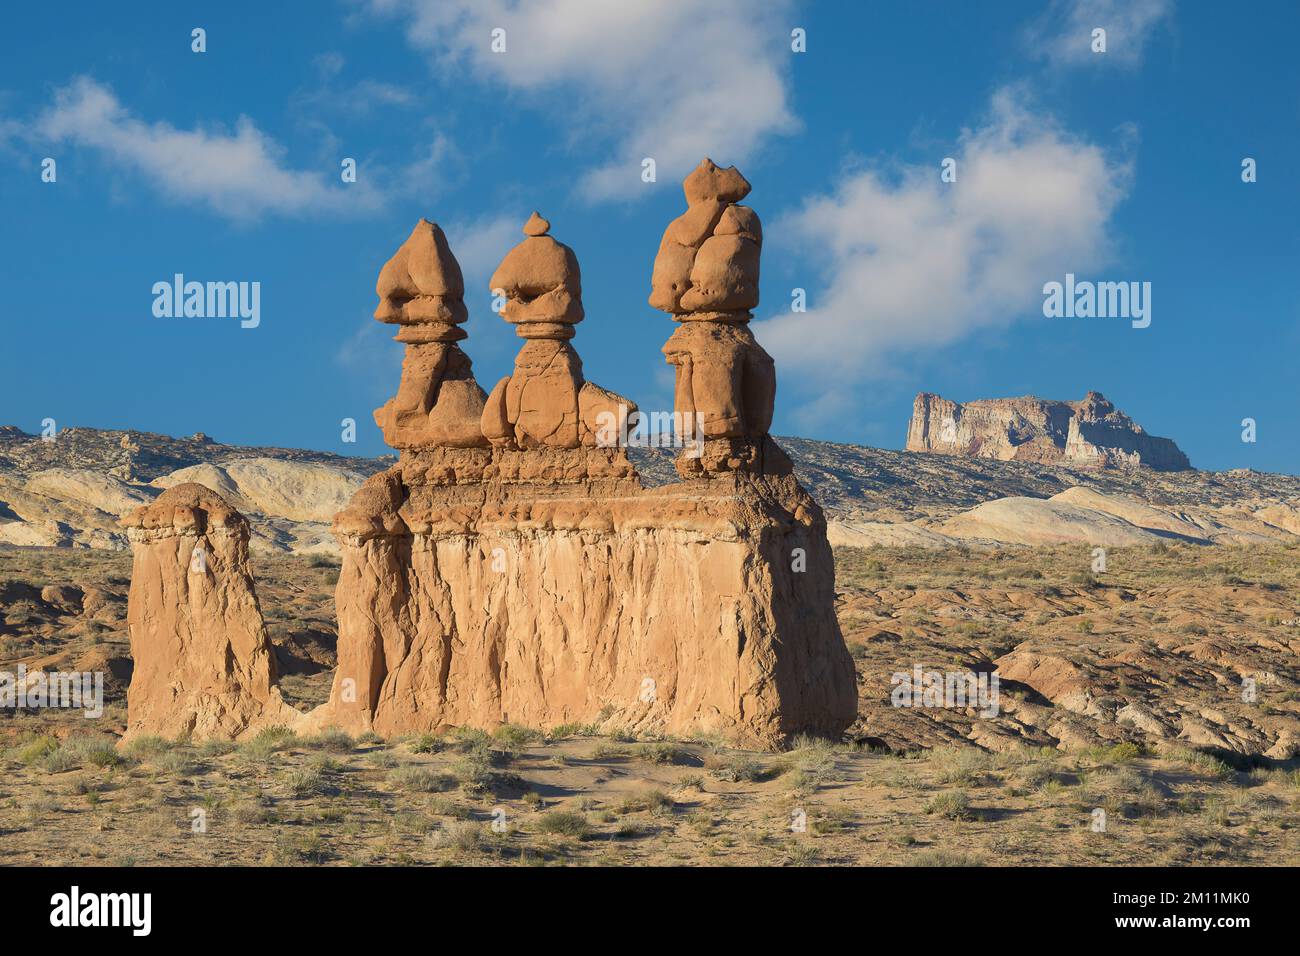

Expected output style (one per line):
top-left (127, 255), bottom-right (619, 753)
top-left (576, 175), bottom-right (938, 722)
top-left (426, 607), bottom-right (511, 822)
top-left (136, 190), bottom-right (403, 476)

top-left (296, 52), bottom-right (419, 117)
top-left (31, 77), bottom-right (383, 221)
top-left (445, 213), bottom-right (519, 293)
top-left (364, 0), bottom-right (798, 201)
top-left (754, 89), bottom-right (1131, 425)
top-left (1026, 0), bottom-right (1173, 67)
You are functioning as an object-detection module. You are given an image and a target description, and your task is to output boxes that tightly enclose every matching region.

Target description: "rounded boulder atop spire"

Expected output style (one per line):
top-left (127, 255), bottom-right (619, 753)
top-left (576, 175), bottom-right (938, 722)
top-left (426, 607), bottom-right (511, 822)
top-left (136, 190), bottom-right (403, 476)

top-left (684, 157), bottom-right (751, 205)
top-left (523, 211), bottom-right (550, 237)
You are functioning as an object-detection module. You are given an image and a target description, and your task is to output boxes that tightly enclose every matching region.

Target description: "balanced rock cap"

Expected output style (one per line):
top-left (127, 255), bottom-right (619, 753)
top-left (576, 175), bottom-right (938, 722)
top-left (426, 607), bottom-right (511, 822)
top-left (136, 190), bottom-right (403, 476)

top-left (523, 211), bottom-right (550, 237)
top-left (121, 482), bottom-right (246, 533)
top-left (374, 219), bottom-right (467, 325)
top-left (683, 157), bottom-right (751, 206)
top-left (489, 213), bottom-right (584, 329)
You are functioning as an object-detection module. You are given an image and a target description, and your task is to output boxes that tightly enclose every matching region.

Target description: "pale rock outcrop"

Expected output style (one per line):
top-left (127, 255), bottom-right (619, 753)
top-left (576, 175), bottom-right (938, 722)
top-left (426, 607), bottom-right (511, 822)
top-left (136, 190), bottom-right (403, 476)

top-left (907, 391), bottom-right (1191, 471)
top-left (120, 483), bottom-right (298, 741)
top-left (152, 459), bottom-right (368, 523)
top-left (938, 496), bottom-right (1173, 547)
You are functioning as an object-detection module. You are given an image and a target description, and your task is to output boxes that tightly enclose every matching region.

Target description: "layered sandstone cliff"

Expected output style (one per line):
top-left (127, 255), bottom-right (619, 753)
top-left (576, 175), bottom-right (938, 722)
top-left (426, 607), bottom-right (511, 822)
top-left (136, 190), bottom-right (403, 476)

top-left (906, 391), bottom-right (1191, 471)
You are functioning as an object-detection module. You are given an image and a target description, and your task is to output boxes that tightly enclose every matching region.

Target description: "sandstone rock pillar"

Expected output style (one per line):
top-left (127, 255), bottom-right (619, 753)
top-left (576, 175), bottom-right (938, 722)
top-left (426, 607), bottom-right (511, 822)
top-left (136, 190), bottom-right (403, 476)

top-left (481, 212), bottom-right (635, 449)
top-left (651, 158), bottom-right (778, 476)
top-left (372, 220), bottom-right (490, 449)
top-left (120, 483), bottom-right (298, 741)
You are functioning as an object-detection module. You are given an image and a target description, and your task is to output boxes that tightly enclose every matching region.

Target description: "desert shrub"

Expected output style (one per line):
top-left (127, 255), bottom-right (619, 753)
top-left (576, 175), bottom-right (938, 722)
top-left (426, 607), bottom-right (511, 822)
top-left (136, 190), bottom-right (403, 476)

top-left (270, 831), bottom-right (329, 865)
top-left (930, 746), bottom-right (996, 786)
top-left (286, 767), bottom-right (336, 797)
top-left (449, 751), bottom-right (522, 795)
top-left (811, 806), bottom-right (857, 834)
top-left (617, 789), bottom-right (674, 815)
top-left (1017, 762), bottom-right (1064, 791)
top-left (23, 795), bottom-right (58, 821)
top-left (197, 739), bottom-right (235, 758)
top-left (409, 733), bottom-right (444, 754)
top-left (365, 750), bottom-right (399, 769)
top-left (15, 736), bottom-right (59, 766)
top-left (449, 727), bottom-right (492, 753)
top-left (68, 775), bottom-right (107, 796)
top-left (240, 726), bottom-right (297, 761)
top-left (637, 742), bottom-right (695, 766)
top-left (535, 811), bottom-right (590, 838)
top-left (546, 722), bottom-right (599, 739)
top-left (492, 724), bottom-right (541, 752)
top-left (152, 750), bottom-right (201, 777)
top-left (782, 842), bottom-right (820, 866)
top-left (389, 766), bottom-right (456, 793)
top-left (431, 821), bottom-right (483, 852)
top-left (1083, 742), bottom-right (1145, 765)
top-left (678, 773), bottom-right (706, 791)
top-left (124, 735), bottom-right (173, 759)
top-left (62, 735), bottom-right (123, 769)
top-left (303, 729), bottom-right (355, 753)
top-left (913, 849), bottom-right (984, 866)
top-left (706, 753), bottom-right (767, 783)
top-left (232, 799), bottom-right (276, 825)
top-left (1162, 746), bottom-right (1234, 781)
top-left (924, 790), bottom-right (973, 820)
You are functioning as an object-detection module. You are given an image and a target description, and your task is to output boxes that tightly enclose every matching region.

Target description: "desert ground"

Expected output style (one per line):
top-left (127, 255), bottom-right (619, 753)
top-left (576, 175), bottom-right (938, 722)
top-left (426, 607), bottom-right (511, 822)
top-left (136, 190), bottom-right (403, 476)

top-left (2, 542), bottom-right (1297, 866)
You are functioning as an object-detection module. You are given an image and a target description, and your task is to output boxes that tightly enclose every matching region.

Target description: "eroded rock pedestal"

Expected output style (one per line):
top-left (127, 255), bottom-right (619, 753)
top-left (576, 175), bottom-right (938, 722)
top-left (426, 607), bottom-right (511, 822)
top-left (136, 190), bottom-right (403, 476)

top-left (123, 171), bottom-right (855, 748)
top-left (304, 445), bottom-right (850, 747)
top-left (651, 158), bottom-right (778, 478)
top-left (306, 193), bottom-right (855, 747)
top-left (120, 483), bottom-right (297, 741)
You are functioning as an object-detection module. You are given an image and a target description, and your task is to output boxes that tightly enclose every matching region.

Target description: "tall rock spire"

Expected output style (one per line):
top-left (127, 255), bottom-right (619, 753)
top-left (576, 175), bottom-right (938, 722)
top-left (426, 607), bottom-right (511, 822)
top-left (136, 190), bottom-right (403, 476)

top-left (372, 219), bottom-right (489, 449)
top-left (651, 158), bottom-right (777, 476)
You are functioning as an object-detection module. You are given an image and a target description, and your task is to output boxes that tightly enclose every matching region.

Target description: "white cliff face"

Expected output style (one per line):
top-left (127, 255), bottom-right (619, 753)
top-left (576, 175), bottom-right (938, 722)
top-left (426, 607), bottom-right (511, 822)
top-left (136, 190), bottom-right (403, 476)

top-left (906, 391), bottom-right (1191, 471)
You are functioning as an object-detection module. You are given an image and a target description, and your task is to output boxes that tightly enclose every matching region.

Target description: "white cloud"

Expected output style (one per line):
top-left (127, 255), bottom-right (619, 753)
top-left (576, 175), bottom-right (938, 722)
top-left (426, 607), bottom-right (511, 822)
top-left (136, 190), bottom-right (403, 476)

top-left (33, 77), bottom-right (382, 221)
top-left (754, 90), bottom-right (1131, 421)
top-left (445, 212), bottom-right (522, 355)
top-left (365, 0), bottom-right (798, 201)
top-left (1027, 0), bottom-right (1172, 67)
top-left (444, 213), bottom-right (519, 291)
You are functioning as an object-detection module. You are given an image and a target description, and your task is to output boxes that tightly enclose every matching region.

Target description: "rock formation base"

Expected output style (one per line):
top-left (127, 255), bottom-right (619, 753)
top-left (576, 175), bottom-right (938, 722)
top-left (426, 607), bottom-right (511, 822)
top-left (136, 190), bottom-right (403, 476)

top-left (301, 446), bottom-right (855, 748)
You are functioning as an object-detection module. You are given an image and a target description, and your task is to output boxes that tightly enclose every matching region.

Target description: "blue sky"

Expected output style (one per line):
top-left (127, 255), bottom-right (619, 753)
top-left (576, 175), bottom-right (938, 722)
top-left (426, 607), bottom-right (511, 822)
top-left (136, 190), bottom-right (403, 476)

top-left (1, 0), bottom-right (1297, 472)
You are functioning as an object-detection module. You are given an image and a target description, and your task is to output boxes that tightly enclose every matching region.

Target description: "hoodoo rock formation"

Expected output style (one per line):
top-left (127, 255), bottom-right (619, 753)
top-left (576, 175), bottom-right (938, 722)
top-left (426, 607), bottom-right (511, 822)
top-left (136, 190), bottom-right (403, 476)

top-left (124, 164), bottom-right (857, 749)
top-left (652, 158), bottom-right (777, 477)
top-left (120, 483), bottom-right (298, 741)
top-left (480, 213), bottom-right (636, 449)
top-left (906, 391), bottom-right (1191, 471)
top-left (372, 219), bottom-right (488, 449)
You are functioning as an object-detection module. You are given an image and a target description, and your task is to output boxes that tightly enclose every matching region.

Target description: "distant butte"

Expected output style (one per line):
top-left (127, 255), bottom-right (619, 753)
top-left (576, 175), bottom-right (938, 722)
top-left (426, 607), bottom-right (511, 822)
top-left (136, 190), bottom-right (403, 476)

top-left (906, 391), bottom-right (1191, 471)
